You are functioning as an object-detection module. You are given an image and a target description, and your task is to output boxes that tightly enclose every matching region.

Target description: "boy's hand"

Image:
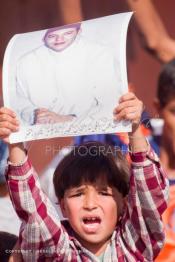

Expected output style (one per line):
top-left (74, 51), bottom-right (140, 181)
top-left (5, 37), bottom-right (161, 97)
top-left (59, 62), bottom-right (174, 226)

top-left (113, 92), bottom-right (144, 133)
top-left (114, 92), bottom-right (148, 152)
top-left (0, 107), bottom-right (19, 142)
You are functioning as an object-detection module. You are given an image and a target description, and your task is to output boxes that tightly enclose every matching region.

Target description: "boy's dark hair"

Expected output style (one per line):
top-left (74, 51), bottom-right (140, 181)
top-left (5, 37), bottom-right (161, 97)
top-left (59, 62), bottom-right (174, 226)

top-left (53, 142), bottom-right (129, 200)
top-left (0, 231), bottom-right (18, 262)
top-left (157, 59), bottom-right (175, 107)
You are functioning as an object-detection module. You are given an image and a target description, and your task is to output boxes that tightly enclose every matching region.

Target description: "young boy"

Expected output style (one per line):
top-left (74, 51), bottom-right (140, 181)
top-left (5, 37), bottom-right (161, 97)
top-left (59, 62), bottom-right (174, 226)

top-left (0, 92), bottom-right (169, 261)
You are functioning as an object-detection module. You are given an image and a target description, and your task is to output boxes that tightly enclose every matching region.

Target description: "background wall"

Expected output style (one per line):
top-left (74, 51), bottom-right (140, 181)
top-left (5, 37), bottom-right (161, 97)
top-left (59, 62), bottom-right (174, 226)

top-left (0, 0), bottom-right (175, 172)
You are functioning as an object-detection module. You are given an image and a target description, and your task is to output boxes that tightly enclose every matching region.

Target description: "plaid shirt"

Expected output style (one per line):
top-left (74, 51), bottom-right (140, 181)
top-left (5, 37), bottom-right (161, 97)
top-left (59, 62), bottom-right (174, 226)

top-left (6, 147), bottom-right (169, 262)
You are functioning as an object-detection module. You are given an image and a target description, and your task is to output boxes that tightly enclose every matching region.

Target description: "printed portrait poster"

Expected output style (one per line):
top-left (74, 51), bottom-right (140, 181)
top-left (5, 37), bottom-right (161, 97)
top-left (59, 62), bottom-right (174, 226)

top-left (3, 12), bottom-right (133, 143)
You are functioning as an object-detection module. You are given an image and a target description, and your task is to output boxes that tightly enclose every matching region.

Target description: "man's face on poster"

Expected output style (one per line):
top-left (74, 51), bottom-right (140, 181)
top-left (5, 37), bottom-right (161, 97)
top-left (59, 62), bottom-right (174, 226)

top-left (44, 27), bottom-right (79, 52)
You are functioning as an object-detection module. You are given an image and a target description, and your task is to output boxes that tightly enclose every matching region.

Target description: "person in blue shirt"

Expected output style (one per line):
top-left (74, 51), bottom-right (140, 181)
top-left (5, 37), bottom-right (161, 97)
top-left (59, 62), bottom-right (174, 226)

top-left (0, 140), bottom-right (8, 184)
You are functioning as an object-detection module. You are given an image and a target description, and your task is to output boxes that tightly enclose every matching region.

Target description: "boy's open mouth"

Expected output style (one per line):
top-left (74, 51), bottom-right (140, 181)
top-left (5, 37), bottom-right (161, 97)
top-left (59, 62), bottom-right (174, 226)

top-left (82, 216), bottom-right (101, 224)
top-left (81, 216), bottom-right (102, 233)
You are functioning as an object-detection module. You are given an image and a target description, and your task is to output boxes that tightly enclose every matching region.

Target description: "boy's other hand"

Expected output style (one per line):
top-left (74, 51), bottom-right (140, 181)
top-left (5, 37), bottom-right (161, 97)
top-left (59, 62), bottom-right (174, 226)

top-left (113, 92), bottom-right (144, 133)
top-left (0, 107), bottom-right (19, 142)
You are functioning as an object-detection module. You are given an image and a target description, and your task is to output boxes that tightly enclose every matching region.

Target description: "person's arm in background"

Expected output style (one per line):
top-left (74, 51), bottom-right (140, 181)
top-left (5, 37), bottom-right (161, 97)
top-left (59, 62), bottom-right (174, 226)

top-left (127, 0), bottom-right (175, 63)
top-left (57, 0), bottom-right (83, 24)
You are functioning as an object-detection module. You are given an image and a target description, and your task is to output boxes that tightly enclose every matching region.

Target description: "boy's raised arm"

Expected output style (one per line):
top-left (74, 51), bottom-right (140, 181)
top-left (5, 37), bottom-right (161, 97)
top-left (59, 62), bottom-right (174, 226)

top-left (114, 92), bottom-right (169, 260)
top-left (0, 107), bottom-right (68, 261)
top-left (8, 143), bottom-right (26, 163)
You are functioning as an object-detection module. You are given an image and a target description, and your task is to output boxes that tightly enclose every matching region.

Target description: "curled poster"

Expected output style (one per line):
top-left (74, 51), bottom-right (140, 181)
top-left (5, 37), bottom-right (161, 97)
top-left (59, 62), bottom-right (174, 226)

top-left (3, 12), bottom-right (133, 143)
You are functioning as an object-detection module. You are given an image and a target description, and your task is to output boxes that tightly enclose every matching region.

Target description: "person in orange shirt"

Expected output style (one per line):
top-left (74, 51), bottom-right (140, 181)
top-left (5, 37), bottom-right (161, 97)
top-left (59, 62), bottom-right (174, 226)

top-left (149, 59), bottom-right (175, 262)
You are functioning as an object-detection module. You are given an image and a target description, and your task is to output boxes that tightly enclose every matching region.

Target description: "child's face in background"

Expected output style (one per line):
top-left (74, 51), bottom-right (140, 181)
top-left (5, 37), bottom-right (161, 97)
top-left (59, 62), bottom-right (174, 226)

top-left (160, 98), bottom-right (175, 152)
top-left (44, 27), bottom-right (78, 52)
top-left (60, 178), bottom-right (124, 255)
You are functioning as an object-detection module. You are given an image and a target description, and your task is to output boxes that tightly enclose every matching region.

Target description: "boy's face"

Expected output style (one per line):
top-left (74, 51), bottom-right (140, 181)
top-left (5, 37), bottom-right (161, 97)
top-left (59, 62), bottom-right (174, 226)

top-left (60, 179), bottom-right (123, 254)
top-left (159, 98), bottom-right (175, 152)
top-left (44, 27), bottom-right (78, 52)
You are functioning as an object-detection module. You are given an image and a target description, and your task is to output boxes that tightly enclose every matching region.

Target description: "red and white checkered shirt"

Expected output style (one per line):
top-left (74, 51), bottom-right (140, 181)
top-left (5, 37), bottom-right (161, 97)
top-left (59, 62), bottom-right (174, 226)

top-left (6, 147), bottom-right (169, 262)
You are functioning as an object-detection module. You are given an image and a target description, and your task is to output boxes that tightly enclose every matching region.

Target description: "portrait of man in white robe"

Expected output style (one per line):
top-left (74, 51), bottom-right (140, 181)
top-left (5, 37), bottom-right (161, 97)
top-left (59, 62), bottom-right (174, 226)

top-left (15, 22), bottom-right (121, 126)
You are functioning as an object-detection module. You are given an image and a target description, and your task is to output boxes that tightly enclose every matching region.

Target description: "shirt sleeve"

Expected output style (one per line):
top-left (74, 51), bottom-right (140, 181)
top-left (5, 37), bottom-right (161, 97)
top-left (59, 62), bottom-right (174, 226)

top-left (6, 158), bottom-right (69, 262)
top-left (15, 59), bottom-right (37, 125)
top-left (119, 145), bottom-right (169, 261)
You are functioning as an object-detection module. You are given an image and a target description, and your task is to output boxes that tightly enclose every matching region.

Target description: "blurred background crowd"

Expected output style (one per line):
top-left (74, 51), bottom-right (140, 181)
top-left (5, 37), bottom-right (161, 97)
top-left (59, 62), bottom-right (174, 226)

top-left (1, 0), bottom-right (175, 261)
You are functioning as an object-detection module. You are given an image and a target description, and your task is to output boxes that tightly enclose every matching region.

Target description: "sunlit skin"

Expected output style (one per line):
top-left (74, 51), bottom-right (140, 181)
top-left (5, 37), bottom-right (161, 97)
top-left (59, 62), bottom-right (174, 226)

top-left (44, 27), bottom-right (79, 52)
top-left (60, 179), bottom-right (124, 256)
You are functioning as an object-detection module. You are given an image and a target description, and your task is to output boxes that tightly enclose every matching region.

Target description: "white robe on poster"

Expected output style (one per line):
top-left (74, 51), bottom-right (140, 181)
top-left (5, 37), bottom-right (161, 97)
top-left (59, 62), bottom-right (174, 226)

top-left (15, 35), bottom-right (122, 125)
